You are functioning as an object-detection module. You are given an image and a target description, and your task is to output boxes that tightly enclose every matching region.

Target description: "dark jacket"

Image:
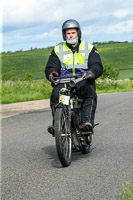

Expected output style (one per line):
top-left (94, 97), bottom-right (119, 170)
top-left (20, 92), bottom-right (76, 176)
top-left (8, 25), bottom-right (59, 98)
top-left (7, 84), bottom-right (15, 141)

top-left (45, 40), bottom-right (103, 82)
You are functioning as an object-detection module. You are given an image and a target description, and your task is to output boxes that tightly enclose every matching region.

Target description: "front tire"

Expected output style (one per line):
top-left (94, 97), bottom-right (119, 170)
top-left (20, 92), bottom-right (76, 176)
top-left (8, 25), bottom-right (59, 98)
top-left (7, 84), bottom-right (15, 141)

top-left (54, 107), bottom-right (72, 167)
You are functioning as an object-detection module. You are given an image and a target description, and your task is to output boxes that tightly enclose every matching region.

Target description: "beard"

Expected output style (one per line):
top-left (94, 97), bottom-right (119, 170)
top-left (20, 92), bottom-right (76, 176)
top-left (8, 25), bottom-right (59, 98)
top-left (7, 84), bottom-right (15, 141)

top-left (66, 37), bottom-right (78, 45)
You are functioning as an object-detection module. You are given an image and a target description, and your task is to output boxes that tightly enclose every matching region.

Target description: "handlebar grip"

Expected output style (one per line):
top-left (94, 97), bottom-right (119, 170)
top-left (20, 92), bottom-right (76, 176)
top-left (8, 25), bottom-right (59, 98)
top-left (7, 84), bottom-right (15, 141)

top-left (69, 72), bottom-right (95, 87)
top-left (84, 72), bottom-right (95, 80)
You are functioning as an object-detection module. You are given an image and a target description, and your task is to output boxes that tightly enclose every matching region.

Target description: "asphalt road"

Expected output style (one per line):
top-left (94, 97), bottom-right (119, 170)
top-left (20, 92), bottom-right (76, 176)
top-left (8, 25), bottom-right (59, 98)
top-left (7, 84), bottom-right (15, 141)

top-left (1, 92), bottom-right (133, 200)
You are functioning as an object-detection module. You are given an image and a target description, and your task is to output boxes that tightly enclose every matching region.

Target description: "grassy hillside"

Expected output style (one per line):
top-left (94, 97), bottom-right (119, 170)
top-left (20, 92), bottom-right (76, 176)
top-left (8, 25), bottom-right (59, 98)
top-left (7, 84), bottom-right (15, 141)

top-left (97, 42), bottom-right (133, 79)
top-left (1, 42), bottom-right (133, 80)
top-left (0, 47), bottom-right (53, 80)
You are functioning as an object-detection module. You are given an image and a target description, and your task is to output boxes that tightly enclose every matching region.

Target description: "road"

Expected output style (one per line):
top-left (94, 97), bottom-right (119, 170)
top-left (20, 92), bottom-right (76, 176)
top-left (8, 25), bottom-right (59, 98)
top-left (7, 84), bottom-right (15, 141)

top-left (1, 92), bottom-right (133, 200)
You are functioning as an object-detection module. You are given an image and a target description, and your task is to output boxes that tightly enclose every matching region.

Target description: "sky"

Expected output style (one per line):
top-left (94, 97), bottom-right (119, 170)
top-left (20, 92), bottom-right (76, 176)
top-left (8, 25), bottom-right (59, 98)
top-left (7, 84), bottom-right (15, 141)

top-left (1, 0), bottom-right (133, 52)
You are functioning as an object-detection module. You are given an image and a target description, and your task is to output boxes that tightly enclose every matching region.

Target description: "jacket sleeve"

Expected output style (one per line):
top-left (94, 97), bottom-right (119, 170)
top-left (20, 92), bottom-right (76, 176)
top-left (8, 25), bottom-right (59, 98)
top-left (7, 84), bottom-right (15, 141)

top-left (88, 47), bottom-right (103, 79)
top-left (45, 49), bottom-right (61, 80)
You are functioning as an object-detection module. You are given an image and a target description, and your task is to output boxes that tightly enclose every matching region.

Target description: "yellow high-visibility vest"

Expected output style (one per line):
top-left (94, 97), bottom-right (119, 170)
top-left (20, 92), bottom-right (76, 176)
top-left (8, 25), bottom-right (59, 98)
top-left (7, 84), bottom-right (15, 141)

top-left (54, 41), bottom-right (93, 76)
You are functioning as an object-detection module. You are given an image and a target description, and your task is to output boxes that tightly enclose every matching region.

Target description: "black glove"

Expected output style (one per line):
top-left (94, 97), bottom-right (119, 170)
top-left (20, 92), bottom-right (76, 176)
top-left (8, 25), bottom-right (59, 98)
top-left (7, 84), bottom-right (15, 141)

top-left (82, 71), bottom-right (95, 80)
top-left (49, 71), bottom-right (59, 81)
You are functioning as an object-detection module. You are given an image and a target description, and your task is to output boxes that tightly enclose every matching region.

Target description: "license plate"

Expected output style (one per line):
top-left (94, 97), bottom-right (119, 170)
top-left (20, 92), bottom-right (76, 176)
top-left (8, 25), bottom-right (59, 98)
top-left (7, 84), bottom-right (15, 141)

top-left (59, 95), bottom-right (70, 105)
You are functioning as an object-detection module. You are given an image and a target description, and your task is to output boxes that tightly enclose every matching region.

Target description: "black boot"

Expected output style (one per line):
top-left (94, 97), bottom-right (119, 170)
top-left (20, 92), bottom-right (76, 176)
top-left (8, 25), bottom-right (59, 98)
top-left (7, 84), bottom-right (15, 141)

top-left (80, 122), bottom-right (93, 132)
top-left (81, 97), bottom-right (97, 133)
top-left (47, 104), bottom-right (56, 136)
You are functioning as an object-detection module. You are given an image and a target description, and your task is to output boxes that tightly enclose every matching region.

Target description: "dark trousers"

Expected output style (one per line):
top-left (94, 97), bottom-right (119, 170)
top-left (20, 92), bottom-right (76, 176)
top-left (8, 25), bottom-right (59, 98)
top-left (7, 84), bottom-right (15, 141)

top-left (50, 80), bottom-right (97, 126)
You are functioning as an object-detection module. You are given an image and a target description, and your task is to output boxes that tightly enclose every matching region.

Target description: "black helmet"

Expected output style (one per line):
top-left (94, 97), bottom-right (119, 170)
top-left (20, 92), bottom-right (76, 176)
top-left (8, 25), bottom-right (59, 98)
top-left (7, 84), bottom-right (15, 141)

top-left (62, 19), bottom-right (81, 41)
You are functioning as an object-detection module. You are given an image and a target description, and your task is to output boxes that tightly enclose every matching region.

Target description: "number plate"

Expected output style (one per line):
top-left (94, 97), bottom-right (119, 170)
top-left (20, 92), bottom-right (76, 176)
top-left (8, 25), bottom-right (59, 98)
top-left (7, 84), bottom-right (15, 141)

top-left (59, 95), bottom-right (70, 105)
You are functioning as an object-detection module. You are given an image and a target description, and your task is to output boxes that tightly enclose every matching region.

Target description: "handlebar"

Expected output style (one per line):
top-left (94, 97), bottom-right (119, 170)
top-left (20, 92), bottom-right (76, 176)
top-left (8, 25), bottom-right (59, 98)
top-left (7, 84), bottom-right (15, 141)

top-left (69, 72), bottom-right (95, 87)
top-left (49, 72), bottom-right (95, 87)
top-left (49, 75), bottom-right (77, 84)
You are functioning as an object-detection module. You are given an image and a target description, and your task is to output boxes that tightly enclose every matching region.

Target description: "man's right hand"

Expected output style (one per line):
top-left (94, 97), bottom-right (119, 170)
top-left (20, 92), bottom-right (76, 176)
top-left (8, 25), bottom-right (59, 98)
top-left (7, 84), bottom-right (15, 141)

top-left (49, 71), bottom-right (59, 81)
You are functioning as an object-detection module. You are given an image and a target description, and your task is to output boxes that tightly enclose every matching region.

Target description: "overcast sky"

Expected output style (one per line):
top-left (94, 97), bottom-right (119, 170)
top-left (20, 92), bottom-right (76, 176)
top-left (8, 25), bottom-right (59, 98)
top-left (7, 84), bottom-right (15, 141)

top-left (1, 0), bottom-right (133, 52)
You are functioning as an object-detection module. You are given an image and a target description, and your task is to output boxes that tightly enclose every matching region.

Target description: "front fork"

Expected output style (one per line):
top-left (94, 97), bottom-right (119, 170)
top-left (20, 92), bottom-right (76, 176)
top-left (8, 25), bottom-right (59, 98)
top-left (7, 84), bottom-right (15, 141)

top-left (67, 104), bottom-right (71, 135)
top-left (55, 102), bottom-right (71, 136)
top-left (56, 88), bottom-right (72, 136)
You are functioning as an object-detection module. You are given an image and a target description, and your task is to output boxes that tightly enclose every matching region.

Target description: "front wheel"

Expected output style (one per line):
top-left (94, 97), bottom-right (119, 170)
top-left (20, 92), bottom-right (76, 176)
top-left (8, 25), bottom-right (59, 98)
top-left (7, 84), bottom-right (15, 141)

top-left (54, 107), bottom-right (72, 167)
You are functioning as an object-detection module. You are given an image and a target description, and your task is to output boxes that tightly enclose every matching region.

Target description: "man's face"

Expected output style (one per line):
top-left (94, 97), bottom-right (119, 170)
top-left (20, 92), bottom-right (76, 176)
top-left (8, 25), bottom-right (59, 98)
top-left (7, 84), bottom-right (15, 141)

top-left (65, 28), bottom-right (78, 39)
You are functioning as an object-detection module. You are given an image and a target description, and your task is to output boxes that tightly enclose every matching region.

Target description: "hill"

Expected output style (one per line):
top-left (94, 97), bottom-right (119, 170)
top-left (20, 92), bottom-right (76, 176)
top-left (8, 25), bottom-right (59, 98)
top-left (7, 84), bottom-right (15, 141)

top-left (1, 42), bottom-right (133, 80)
top-left (97, 42), bottom-right (133, 79)
top-left (0, 47), bottom-right (53, 80)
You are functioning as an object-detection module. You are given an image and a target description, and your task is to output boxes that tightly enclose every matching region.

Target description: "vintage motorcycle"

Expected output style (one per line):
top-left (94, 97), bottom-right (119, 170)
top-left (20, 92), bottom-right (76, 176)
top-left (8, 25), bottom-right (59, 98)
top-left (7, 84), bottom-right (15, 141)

top-left (50, 74), bottom-right (99, 167)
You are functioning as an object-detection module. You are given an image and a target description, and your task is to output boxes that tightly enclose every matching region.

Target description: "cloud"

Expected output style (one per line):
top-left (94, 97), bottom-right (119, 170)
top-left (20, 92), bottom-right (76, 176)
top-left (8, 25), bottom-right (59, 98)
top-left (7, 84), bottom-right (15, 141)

top-left (0, 0), bottom-right (2, 27)
top-left (113, 9), bottom-right (133, 19)
top-left (3, 0), bottom-right (89, 27)
top-left (3, 25), bottom-right (61, 52)
top-left (2, 0), bottom-right (133, 51)
top-left (3, 0), bottom-right (61, 26)
top-left (107, 20), bottom-right (133, 34)
top-left (4, 0), bottom-right (133, 27)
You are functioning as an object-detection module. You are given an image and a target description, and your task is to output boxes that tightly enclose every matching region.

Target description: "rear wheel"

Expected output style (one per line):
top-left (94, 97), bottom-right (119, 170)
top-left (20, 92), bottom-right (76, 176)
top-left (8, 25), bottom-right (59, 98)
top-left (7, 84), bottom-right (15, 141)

top-left (54, 107), bottom-right (72, 167)
top-left (81, 135), bottom-right (92, 154)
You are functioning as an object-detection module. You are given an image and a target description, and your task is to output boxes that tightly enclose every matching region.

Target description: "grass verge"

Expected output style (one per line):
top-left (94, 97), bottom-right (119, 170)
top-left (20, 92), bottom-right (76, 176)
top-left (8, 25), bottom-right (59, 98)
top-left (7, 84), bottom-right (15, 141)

top-left (118, 181), bottom-right (133, 200)
top-left (0, 79), bottom-right (133, 104)
top-left (96, 79), bottom-right (133, 94)
top-left (0, 79), bottom-right (52, 104)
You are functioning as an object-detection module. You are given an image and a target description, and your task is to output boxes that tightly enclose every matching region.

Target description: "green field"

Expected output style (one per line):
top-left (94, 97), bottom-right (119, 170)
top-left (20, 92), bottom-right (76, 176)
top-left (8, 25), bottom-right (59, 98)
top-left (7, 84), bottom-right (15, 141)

top-left (0, 42), bottom-right (133, 80)
top-left (118, 69), bottom-right (133, 79)
top-left (97, 42), bottom-right (133, 79)
top-left (0, 47), bottom-right (52, 80)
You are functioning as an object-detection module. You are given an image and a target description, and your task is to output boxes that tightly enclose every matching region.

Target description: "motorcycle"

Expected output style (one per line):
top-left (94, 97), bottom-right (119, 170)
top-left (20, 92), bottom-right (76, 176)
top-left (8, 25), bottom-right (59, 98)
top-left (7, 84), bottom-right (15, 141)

top-left (50, 74), bottom-right (99, 167)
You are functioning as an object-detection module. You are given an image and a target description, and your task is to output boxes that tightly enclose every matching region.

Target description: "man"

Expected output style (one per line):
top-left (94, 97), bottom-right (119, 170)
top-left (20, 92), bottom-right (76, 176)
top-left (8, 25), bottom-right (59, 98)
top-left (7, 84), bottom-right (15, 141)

top-left (45, 19), bottom-right (103, 135)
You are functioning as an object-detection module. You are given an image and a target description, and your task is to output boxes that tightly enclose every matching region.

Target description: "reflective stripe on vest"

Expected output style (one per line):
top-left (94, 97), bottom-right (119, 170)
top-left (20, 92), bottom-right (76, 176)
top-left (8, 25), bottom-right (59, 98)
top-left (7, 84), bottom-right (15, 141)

top-left (54, 41), bottom-right (93, 71)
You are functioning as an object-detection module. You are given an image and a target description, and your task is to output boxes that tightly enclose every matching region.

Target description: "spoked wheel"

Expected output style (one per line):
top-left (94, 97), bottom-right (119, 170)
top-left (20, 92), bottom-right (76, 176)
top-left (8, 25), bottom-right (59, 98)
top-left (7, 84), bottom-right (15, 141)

top-left (54, 107), bottom-right (72, 167)
top-left (81, 135), bottom-right (93, 154)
